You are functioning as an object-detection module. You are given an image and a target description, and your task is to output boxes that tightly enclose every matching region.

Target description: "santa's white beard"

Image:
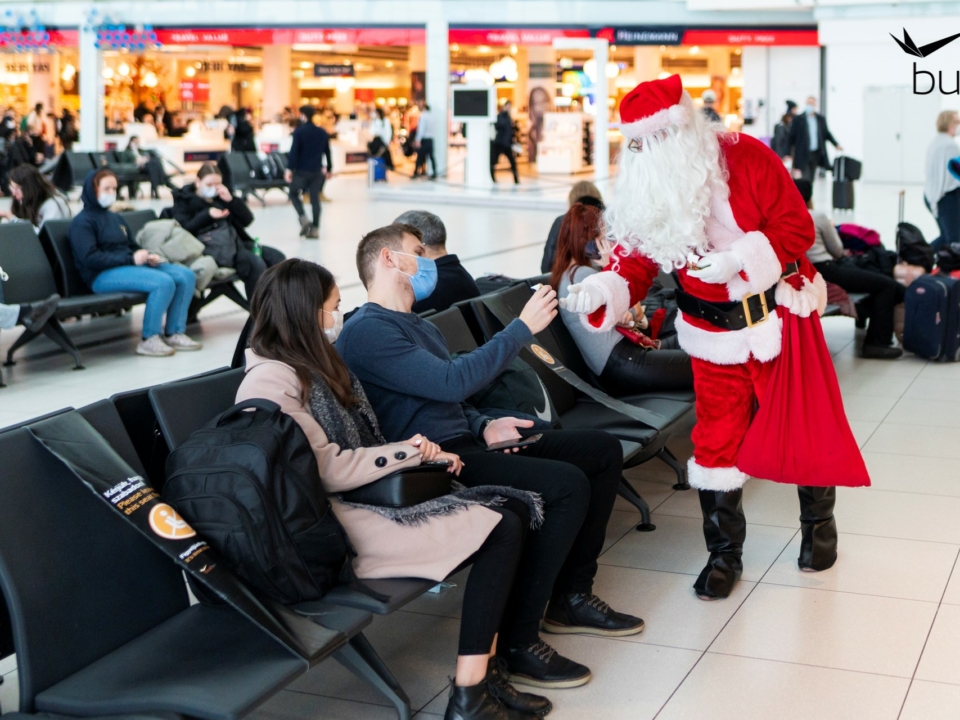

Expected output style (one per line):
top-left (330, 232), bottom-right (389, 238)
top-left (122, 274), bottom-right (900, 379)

top-left (605, 118), bottom-right (729, 271)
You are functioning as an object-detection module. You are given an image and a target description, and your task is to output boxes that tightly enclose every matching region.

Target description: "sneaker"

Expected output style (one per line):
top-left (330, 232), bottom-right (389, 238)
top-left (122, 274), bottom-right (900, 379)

top-left (137, 334), bottom-right (175, 357)
top-left (543, 593), bottom-right (644, 638)
top-left (164, 333), bottom-right (203, 351)
top-left (21, 293), bottom-right (60, 332)
top-left (298, 215), bottom-right (311, 237)
top-left (487, 657), bottom-right (552, 716)
top-left (305, 226), bottom-right (319, 239)
top-left (861, 344), bottom-right (903, 360)
top-left (500, 640), bottom-right (591, 690)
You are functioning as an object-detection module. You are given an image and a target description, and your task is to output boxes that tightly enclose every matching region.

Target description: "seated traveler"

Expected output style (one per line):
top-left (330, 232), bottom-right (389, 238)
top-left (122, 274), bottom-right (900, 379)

top-left (541, 181), bottom-right (604, 273)
top-left (68, 169), bottom-right (202, 357)
top-left (171, 162), bottom-right (285, 299)
top-left (237, 258), bottom-right (551, 720)
top-left (795, 179), bottom-right (905, 359)
top-left (337, 223), bottom-right (644, 691)
top-left (120, 135), bottom-right (173, 199)
top-left (394, 209), bottom-right (481, 315)
top-left (1, 164), bottom-right (71, 229)
top-left (552, 203), bottom-right (693, 394)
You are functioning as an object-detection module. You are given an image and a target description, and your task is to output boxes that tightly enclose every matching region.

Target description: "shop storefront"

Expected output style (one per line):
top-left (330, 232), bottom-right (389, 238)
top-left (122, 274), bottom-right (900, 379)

top-left (0, 29), bottom-right (79, 116)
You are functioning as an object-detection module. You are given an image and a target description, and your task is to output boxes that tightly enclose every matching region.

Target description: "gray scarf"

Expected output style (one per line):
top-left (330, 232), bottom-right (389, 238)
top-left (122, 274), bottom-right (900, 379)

top-left (308, 374), bottom-right (543, 528)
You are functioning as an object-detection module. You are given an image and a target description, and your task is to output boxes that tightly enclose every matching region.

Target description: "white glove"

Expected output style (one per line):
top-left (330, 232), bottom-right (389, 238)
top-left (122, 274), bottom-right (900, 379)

top-left (687, 251), bottom-right (743, 285)
top-left (775, 278), bottom-right (817, 317)
top-left (560, 282), bottom-right (604, 314)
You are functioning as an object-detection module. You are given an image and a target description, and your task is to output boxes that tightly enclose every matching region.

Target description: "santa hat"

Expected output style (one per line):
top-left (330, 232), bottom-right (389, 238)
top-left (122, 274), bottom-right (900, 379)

top-left (618, 74), bottom-right (691, 140)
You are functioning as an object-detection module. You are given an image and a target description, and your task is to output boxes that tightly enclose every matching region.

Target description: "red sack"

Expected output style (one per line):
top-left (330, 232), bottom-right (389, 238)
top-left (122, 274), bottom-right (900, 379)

top-left (737, 310), bottom-right (870, 488)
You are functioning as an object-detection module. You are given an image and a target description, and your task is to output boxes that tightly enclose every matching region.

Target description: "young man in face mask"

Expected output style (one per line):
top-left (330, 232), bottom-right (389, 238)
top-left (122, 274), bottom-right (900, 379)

top-left (336, 223), bottom-right (643, 694)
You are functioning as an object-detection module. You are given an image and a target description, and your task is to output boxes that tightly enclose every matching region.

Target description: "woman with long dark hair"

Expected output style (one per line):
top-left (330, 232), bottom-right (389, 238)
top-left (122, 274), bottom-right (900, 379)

top-left (2, 164), bottom-right (70, 228)
top-left (551, 203), bottom-right (693, 395)
top-left (237, 259), bottom-right (551, 720)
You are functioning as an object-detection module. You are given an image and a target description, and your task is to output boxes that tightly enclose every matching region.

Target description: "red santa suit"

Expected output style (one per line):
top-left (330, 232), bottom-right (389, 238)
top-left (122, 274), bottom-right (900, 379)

top-left (570, 75), bottom-right (865, 496)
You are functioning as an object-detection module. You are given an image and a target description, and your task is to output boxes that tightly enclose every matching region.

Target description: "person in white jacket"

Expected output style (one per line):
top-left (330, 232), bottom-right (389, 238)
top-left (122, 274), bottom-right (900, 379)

top-left (924, 110), bottom-right (960, 251)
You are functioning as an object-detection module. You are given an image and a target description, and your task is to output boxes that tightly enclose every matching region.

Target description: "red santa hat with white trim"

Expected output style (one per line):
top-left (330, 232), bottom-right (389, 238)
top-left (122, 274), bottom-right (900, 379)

top-left (618, 74), bottom-right (692, 140)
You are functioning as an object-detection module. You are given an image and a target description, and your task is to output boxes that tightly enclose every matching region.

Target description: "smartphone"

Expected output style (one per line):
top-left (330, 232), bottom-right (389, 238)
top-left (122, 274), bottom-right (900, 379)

top-left (422, 459), bottom-right (452, 468)
top-left (485, 434), bottom-right (543, 452)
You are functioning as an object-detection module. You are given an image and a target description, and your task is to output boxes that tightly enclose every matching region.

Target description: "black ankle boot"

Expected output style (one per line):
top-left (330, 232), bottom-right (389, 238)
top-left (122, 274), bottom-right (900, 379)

top-left (798, 486), bottom-right (838, 571)
top-left (693, 489), bottom-right (746, 600)
top-left (487, 657), bottom-right (552, 716)
top-left (444, 680), bottom-right (527, 720)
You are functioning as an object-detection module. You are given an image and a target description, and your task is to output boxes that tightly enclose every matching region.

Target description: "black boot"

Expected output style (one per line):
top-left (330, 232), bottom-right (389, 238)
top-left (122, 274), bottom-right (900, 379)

top-left (443, 680), bottom-right (528, 720)
top-left (693, 489), bottom-right (746, 600)
top-left (487, 657), bottom-right (552, 716)
top-left (18, 294), bottom-right (60, 333)
top-left (798, 486), bottom-right (838, 571)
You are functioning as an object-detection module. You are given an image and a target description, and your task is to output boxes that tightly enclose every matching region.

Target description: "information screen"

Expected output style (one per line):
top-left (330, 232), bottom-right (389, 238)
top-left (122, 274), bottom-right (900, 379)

top-left (453, 89), bottom-right (491, 117)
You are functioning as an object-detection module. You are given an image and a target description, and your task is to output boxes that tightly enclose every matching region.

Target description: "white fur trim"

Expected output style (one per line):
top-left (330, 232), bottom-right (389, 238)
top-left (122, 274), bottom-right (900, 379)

top-left (726, 231), bottom-right (783, 302)
top-left (775, 274), bottom-right (828, 318)
top-left (676, 311), bottom-right (783, 365)
top-left (688, 459), bottom-right (747, 492)
top-left (578, 271), bottom-right (632, 333)
top-left (619, 103), bottom-right (690, 140)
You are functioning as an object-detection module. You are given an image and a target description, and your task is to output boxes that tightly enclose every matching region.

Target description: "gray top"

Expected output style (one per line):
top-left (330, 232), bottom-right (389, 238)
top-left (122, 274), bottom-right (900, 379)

top-left (805, 210), bottom-right (844, 264)
top-left (924, 132), bottom-right (960, 215)
top-left (559, 264), bottom-right (622, 375)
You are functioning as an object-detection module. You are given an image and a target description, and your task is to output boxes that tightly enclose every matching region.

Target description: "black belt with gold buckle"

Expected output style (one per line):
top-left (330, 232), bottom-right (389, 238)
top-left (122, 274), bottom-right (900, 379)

top-left (676, 262), bottom-right (798, 331)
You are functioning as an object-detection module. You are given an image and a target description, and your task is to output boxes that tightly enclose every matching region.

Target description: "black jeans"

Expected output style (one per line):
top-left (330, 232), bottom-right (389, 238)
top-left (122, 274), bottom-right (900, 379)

top-left (814, 260), bottom-right (906, 347)
top-left (415, 138), bottom-right (436, 178)
top-left (801, 149), bottom-right (824, 180)
top-left (599, 338), bottom-right (694, 396)
top-left (290, 170), bottom-right (325, 228)
top-left (935, 187), bottom-right (960, 251)
top-left (454, 504), bottom-right (525, 655)
top-left (491, 142), bottom-right (518, 183)
top-left (441, 429), bottom-right (622, 650)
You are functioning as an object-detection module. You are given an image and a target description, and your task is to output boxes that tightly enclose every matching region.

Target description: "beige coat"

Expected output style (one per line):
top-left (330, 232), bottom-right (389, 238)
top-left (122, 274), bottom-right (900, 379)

top-left (238, 351), bottom-right (501, 581)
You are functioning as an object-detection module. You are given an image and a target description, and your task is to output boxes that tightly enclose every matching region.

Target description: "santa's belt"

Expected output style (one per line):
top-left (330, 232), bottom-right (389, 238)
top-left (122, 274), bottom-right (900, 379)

top-left (675, 262), bottom-right (798, 331)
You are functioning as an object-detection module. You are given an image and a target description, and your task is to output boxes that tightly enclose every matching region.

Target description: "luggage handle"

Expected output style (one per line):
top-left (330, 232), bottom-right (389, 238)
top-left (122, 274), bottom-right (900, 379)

top-left (897, 190), bottom-right (906, 263)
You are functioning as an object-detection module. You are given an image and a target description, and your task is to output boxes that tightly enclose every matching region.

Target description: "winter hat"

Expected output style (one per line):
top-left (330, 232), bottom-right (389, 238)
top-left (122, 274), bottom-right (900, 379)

top-left (618, 74), bottom-right (690, 140)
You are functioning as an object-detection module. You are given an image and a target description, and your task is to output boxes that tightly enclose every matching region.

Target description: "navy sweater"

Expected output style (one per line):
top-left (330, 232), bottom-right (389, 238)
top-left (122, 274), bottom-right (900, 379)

top-left (287, 122), bottom-right (333, 174)
top-left (68, 172), bottom-right (138, 289)
top-left (337, 303), bottom-right (532, 443)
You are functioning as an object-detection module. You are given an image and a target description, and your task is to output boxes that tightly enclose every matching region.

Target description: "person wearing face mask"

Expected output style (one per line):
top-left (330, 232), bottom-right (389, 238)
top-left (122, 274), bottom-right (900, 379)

top-left (787, 95), bottom-right (842, 181)
top-left (551, 203), bottom-right (693, 395)
top-left (237, 258), bottom-right (551, 720)
top-left (337, 223), bottom-right (644, 693)
top-left (171, 162), bottom-right (285, 300)
top-left (0, 164), bottom-right (70, 229)
top-left (68, 169), bottom-right (202, 357)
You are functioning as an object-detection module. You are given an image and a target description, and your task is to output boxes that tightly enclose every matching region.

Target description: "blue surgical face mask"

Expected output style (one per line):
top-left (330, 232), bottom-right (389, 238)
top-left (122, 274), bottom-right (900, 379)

top-left (393, 251), bottom-right (438, 302)
top-left (806, 104), bottom-right (816, 114)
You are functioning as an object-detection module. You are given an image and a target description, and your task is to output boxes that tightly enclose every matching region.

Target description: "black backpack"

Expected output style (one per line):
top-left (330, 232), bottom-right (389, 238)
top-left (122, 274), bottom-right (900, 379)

top-left (163, 399), bottom-right (348, 604)
top-left (897, 222), bottom-right (936, 272)
top-left (466, 356), bottom-right (561, 429)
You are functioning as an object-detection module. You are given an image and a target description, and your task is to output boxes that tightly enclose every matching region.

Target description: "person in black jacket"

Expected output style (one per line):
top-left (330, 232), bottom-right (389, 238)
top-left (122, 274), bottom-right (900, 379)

top-left (231, 108), bottom-right (257, 153)
top-left (788, 96), bottom-right (843, 180)
top-left (68, 169), bottom-right (201, 356)
top-left (491, 101), bottom-right (519, 184)
top-left (394, 210), bottom-right (481, 314)
top-left (284, 106), bottom-right (332, 239)
top-left (171, 163), bottom-right (285, 300)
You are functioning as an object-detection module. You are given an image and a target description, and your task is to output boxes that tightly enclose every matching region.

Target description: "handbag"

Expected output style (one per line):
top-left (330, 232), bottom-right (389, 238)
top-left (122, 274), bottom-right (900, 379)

top-left (197, 219), bottom-right (239, 268)
top-left (340, 466), bottom-right (452, 508)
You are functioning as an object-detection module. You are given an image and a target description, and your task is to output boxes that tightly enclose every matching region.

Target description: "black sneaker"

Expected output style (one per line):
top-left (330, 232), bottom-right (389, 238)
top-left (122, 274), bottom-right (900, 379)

top-left (861, 344), bottom-right (903, 360)
top-left (542, 593), bottom-right (645, 638)
top-left (501, 640), bottom-right (591, 690)
top-left (21, 294), bottom-right (59, 333)
top-left (487, 657), bottom-right (552, 716)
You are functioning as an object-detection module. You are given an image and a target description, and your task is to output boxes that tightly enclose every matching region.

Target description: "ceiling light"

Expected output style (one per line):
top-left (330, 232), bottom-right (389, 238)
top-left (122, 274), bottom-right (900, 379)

top-left (478, 45), bottom-right (490, 54)
top-left (451, 43), bottom-right (460, 53)
top-left (605, 61), bottom-right (620, 79)
top-left (185, 66), bottom-right (196, 77)
top-left (386, 60), bottom-right (394, 68)
top-left (559, 56), bottom-right (573, 69)
top-left (118, 62), bottom-right (130, 76)
top-left (510, 44), bottom-right (518, 55)
top-left (101, 66), bottom-right (114, 79)
top-left (300, 61), bottom-right (312, 69)
top-left (690, 46), bottom-right (700, 55)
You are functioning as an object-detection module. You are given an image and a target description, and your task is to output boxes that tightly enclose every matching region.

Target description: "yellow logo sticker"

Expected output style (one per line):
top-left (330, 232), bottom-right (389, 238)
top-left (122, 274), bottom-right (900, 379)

top-left (148, 504), bottom-right (197, 540)
top-left (530, 344), bottom-right (555, 365)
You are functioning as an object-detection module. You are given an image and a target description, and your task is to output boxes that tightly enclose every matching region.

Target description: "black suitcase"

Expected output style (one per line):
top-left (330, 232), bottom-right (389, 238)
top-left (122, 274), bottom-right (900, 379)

top-left (833, 179), bottom-right (854, 210)
top-left (833, 155), bottom-right (862, 181)
top-left (903, 274), bottom-right (960, 361)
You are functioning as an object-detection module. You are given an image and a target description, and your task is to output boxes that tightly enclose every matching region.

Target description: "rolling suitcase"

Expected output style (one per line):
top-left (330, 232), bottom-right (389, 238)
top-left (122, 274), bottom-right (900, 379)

top-left (833, 155), bottom-right (862, 181)
top-left (902, 274), bottom-right (960, 361)
top-left (367, 157), bottom-right (387, 184)
top-left (832, 155), bottom-right (855, 210)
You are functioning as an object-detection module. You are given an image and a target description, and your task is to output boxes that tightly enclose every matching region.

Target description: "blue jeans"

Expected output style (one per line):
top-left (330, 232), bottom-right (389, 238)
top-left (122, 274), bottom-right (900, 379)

top-left (92, 264), bottom-right (196, 339)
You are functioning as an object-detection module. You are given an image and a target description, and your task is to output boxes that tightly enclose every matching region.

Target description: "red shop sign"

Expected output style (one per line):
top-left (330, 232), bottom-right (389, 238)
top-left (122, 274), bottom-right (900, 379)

top-left (179, 80), bottom-right (210, 102)
top-left (0, 28), bottom-right (78, 47)
top-left (448, 28), bottom-right (590, 46)
top-left (156, 27), bottom-right (424, 47)
top-left (681, 29), bottom-right (820, 46)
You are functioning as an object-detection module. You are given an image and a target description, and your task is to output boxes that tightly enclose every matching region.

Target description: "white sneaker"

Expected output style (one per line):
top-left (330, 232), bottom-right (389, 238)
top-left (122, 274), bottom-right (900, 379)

top-left (137, 335), bottom-right (175, 357)
top-left (164, 333), bottom-right (203, 351)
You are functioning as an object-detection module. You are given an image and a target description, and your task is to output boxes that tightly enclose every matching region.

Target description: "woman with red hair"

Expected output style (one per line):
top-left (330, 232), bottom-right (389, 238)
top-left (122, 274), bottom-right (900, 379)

top-left (551, 202), bottom-right (693, 395)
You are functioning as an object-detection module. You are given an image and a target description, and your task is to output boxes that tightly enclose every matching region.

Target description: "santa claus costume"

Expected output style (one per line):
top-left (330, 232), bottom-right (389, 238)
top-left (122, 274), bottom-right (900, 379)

top-left (562, 75), bottom-right (869, 600)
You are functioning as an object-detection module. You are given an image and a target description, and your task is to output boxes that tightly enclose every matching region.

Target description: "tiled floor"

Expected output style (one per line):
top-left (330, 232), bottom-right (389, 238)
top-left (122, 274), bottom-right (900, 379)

top-left (2, 171), bottom-right (959, 719)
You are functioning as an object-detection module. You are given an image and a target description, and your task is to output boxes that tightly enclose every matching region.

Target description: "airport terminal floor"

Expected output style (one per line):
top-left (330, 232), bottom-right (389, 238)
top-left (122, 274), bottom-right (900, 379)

top-left (3, 170), bottom-right (960, 719)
